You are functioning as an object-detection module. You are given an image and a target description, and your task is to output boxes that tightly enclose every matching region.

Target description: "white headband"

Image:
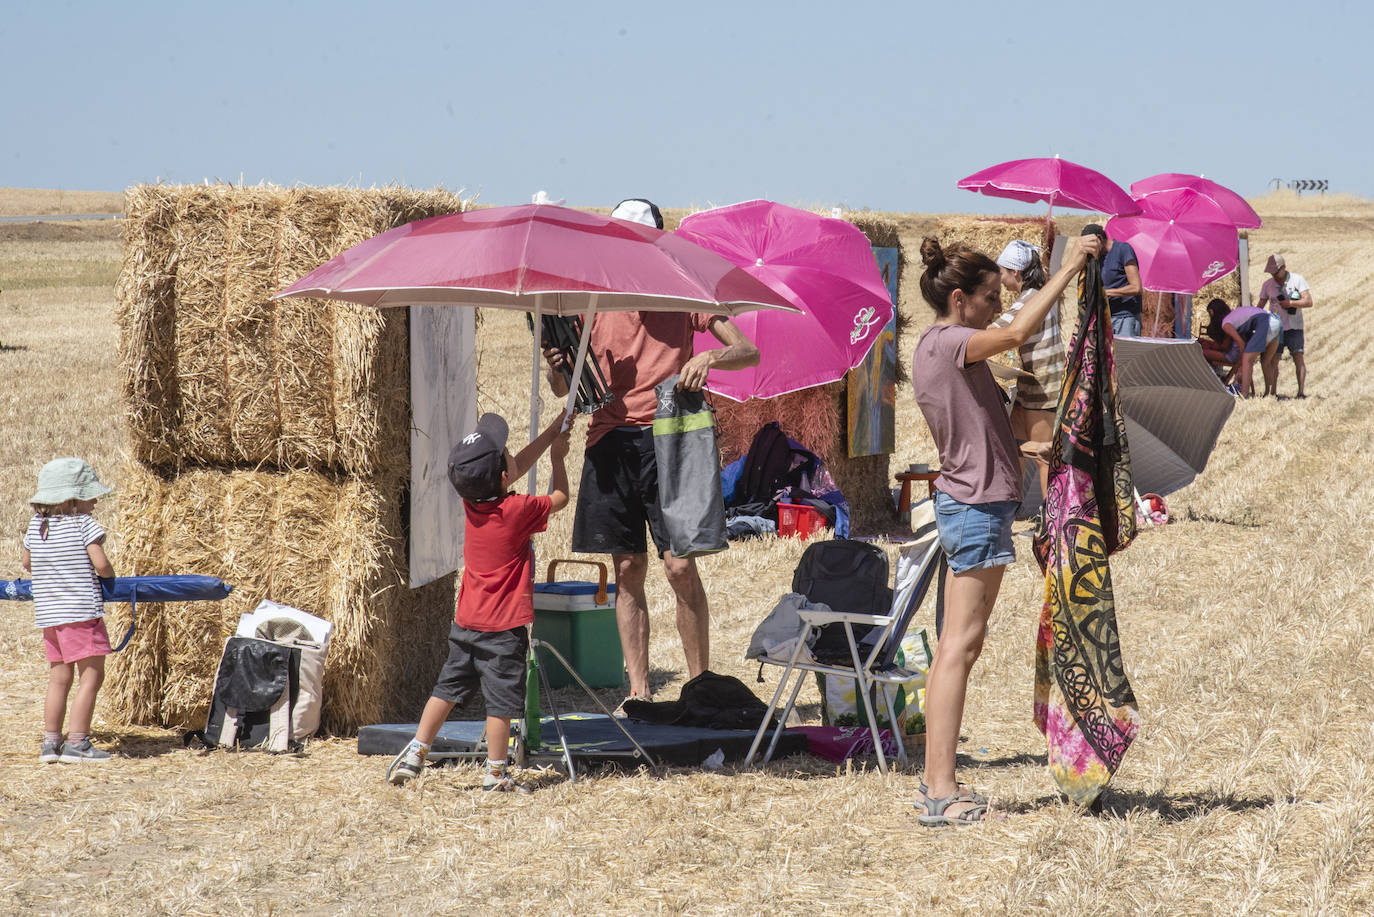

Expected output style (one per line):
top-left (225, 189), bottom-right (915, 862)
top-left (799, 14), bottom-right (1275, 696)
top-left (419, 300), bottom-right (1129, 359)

top-left (996, 240), bottom-right (1041, 272)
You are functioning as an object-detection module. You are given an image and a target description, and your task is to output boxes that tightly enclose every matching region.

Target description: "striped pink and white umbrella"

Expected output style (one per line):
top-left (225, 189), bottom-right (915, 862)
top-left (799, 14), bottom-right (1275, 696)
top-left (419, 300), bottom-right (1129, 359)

top-left (276, 203), bottom-right (794, 316)
top-left (276, 203), bottom-right (796, 485)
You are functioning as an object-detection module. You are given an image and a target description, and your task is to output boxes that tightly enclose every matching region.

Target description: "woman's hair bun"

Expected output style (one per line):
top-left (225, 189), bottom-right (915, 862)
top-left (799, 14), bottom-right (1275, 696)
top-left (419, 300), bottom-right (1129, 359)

top-left (919, 237), bottom-right (945, 271)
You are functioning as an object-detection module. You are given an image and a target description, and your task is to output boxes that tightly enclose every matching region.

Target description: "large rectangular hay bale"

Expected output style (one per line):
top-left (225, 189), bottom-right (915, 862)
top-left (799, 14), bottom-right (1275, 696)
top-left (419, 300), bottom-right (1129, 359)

top-left (116, 184), bottom-right (466, 476)
top-left (108, 462), bottom-right (454, 733)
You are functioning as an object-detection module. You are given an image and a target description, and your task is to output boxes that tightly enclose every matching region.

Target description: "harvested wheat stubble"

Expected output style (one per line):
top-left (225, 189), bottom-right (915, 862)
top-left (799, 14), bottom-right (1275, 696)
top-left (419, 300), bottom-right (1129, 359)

top-left (116, 183), bottom-right (467, 475)
top-left (109, 462), bottom-right (454, 733)
top-left (711, 214), bottom-right (905, 535)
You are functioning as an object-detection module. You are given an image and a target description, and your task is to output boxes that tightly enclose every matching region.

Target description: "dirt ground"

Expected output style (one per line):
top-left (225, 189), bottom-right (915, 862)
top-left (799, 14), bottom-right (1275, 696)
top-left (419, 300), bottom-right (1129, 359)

top-left (0, 189), bottom-right (1370, 916)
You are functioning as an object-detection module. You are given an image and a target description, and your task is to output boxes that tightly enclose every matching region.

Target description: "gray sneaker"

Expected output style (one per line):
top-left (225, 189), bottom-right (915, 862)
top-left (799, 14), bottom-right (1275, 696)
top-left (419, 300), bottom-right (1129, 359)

top-left (58, 739), bottom-right (111, 763)
top-left (482, 770), bottom-right (530, 794)
top-left (40, 740), bottom-right (62, 764)
top-left (386, 740), bottom-right (428, 786)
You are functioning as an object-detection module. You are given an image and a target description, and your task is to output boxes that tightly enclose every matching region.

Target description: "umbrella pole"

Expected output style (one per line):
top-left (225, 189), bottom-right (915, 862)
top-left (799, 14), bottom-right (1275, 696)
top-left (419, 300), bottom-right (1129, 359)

top-left (562, 295), bottom-right (598, 431)
top-left (1149, 292), bottom-right (1165, 338)
top-left (528, 295), bottom-right (543, 494)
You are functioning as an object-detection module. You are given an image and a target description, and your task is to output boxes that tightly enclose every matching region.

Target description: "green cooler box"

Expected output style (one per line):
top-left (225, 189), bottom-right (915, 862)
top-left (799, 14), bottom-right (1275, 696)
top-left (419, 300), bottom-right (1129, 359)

top-left (532, 560), bottom-right (622, 689)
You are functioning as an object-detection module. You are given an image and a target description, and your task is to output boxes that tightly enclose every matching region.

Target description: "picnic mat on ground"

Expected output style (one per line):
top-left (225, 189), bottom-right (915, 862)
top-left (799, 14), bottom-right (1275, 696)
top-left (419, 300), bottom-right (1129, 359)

top-left (1031, 257), bottom-right (1141, 806)
top-left (358, 714), bottom-right (807, 766)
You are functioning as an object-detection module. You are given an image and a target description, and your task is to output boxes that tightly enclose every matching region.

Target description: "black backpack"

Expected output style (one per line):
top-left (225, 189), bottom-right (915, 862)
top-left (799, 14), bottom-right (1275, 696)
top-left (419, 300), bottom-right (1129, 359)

top-left (791, 539), bottom-right (892, 664)
top-left (185, 636), bottom-right (303, 753)
top-left (735, 422), bottom-right (800, 507)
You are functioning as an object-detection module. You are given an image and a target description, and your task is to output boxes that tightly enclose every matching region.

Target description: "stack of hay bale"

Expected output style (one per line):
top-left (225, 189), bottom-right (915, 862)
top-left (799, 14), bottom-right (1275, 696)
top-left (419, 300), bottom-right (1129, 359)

top-left (108, 184), bottom-right (467, 733)
top-left (933, 216), bottom-right (1056, 312)
top-left (709, 214), bottom-right (906, 533)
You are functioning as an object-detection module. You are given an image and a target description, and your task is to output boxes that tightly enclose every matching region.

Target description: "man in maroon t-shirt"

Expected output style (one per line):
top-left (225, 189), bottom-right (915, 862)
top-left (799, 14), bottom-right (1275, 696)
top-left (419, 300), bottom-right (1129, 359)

top-left (544, 198), bottom-right (760, 707)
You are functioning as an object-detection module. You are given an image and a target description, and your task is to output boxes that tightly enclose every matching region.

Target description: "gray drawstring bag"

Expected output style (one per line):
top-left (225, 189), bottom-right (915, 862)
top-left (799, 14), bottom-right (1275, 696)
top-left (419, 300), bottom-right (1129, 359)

top-left (652, 375), bottom-right (728, 558)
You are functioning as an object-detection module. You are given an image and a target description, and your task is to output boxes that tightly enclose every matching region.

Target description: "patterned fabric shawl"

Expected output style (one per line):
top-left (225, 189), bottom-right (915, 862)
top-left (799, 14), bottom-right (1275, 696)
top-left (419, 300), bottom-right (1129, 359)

top-left (1031, 258), bottom-right (1141, 806)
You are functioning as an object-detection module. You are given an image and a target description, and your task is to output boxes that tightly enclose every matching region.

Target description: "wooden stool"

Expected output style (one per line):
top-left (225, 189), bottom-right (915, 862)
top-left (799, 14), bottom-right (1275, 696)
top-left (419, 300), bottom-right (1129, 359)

top-left (895, 470), bottom-right (939, 519)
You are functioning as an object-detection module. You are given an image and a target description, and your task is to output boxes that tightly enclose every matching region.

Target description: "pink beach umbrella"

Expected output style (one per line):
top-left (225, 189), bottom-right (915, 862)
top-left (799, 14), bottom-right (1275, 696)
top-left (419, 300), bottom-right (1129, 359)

top-left (1130, 173), bottom-right (1261, 230)
top-left (675, 200), bottom-right (895, 401)
top-left (957, 156), bottom-right (1142, 222)
top-left (277, 203), bottom-right (794, 315)
top-left (1105, 188), bottom-right (1239, 295)
top-left (275, 203), bottom-right (796, 485)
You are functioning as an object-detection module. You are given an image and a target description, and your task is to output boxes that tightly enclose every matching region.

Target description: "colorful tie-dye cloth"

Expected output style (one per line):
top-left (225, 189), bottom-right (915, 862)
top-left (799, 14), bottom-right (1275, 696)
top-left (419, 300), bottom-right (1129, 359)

top-left (1031, 259), bottom-right (1141, 806)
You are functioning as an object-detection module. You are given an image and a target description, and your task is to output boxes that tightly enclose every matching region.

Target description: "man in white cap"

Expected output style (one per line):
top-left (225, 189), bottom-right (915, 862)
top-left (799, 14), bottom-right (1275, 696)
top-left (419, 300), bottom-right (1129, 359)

top-left (1255, 253), bottom-right (1312, 398)
top-left (543, 198), bottom-right (760, 709)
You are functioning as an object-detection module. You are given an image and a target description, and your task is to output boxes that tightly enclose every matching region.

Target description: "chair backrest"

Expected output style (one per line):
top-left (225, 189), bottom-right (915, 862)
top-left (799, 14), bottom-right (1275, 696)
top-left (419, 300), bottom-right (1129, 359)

top-left (864, 505), bottom-right (945, 670)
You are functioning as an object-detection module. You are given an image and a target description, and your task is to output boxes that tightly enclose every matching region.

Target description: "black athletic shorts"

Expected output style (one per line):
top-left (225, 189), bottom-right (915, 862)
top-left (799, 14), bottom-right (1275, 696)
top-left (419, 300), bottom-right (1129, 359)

top-left (430, 624), bottom-right (528, 718)
top-left (571, 427), bottom-right (670, 557)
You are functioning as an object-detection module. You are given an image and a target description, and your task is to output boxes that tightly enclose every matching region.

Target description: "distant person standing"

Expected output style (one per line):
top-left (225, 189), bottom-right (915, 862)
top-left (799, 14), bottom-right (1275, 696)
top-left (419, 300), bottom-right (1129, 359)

top-left (1255, 254), bottom-right (1312, 398)
top-left (1080, 224), bottom-right (1142, 336)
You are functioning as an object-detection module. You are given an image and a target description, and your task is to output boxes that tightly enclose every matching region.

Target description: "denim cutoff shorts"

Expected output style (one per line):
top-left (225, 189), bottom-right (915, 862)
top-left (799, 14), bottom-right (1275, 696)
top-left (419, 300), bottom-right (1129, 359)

top-left (933, 490), bottom-right (1018, 573)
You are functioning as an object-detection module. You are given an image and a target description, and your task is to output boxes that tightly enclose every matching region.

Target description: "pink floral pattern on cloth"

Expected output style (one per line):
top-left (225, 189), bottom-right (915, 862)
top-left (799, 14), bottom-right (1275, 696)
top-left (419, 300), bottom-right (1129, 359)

top-left (1031, 260), bottom-right (1141, 807)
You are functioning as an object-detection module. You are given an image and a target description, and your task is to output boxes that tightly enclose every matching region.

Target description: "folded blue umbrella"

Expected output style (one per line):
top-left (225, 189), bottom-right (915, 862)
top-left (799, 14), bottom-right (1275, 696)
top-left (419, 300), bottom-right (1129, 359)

top-left (1, 575), bottom-right (233, 651)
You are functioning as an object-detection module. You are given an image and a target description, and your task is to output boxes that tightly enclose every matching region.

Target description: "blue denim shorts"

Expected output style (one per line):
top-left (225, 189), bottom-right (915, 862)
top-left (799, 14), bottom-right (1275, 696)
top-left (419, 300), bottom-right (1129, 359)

top-left (933, 490), bottom-right (1018, 573)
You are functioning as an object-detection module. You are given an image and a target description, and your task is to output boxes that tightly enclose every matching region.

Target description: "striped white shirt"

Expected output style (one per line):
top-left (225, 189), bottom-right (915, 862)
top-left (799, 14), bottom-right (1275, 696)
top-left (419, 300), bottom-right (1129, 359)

top-left (992, 287), bottom-right (1066, 411)
top-left (22, 514), bottom-right (106, 628)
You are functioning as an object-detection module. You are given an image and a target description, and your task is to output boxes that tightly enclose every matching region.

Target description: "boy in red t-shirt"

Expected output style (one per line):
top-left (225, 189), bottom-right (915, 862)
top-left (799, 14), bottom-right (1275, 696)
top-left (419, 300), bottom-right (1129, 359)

top-left (387, 412), bottom-right (572, 791)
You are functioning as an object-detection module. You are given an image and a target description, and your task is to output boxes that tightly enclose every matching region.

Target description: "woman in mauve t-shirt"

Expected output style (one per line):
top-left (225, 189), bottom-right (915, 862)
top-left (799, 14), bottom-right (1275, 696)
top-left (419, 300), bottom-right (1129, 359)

top-left (909, 233), bottom-right (1098, 828)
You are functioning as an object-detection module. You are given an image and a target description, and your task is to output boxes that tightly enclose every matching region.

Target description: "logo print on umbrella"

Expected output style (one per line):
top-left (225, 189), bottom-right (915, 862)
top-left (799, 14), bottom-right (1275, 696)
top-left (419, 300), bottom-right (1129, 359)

top-left (1201, 260), bottom-right (1227, 280)
top-left (850, 306), bottom-right (882, 345)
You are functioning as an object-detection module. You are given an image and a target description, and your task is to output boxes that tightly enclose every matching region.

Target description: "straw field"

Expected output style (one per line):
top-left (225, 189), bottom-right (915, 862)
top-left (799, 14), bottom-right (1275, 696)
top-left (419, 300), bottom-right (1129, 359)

top-left (0, 191), bottom-right (1372, 915)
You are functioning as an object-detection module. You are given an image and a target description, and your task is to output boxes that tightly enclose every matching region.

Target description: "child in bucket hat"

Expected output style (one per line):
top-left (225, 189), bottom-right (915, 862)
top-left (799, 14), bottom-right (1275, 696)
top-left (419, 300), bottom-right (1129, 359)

top-left (21, 458), bottom-right (117, 763)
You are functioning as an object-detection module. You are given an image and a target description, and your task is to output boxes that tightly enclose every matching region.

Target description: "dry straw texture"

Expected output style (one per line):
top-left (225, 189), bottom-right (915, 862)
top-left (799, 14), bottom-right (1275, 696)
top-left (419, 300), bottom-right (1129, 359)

top-left (3, 192), bottom-right (1373, 915)
top-left (107, 462), bottom-right (452, 732)
top-left (116, 183), bottom-right (466, 475)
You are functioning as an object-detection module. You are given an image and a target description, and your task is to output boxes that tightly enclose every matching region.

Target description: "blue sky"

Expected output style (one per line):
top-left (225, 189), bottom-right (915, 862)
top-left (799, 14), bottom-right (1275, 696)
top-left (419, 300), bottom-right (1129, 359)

top-left (5, 0), bottom-right (1369, 214)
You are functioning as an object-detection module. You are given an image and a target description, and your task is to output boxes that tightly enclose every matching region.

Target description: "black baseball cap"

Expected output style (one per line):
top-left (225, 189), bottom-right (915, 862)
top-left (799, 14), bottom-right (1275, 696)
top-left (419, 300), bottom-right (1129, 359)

top-left (1080, 223), bottom-right (1107, 239)
top-left (447, 413), bottom-right (509, 501)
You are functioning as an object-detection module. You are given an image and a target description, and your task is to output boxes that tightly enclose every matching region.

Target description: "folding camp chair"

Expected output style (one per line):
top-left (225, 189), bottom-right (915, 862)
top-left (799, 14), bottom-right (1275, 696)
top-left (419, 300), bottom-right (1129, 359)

top-left (745, 501), bottom-right (944, 774)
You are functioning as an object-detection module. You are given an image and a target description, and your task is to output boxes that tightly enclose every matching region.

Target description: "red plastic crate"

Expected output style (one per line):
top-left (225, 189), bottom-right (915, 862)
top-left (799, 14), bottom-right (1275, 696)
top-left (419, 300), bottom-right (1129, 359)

top-left (777, 502), bottom-right (823, 538)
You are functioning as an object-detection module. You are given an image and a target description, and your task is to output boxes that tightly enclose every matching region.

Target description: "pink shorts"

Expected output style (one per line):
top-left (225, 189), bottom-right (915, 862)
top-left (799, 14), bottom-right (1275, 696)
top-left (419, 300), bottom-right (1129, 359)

top-left (43, 618), bottom-right (112, 664)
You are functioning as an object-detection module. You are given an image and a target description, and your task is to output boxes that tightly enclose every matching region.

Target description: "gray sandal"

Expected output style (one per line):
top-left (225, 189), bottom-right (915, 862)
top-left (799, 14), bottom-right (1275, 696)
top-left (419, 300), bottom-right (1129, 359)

top-left (916, 788), bottom-right (987, 827)
top-left (917, 781), bottom-right (988, 807)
